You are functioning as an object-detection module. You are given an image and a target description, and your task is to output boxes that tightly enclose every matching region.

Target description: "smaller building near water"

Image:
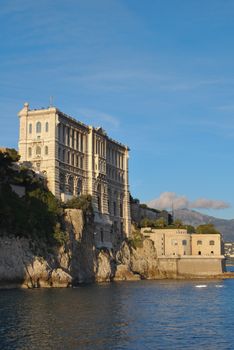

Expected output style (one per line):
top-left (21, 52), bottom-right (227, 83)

top-left (141, 227), bottom-right (225, 276)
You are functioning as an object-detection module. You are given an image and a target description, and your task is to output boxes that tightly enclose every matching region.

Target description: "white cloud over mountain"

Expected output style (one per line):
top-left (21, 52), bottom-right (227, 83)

top-left (147, 192), bottom-right (230, 210)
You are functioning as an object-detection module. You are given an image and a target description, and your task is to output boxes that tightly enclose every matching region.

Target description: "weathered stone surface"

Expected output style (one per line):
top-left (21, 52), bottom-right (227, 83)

top-left (62, 209), bottom-right (97, 284)
top-left (0, 211), bottom-right (178, 288)
top-left (114, 264), bottom-right (140, 281)
top-left (0, 209), bottom-right (96, 288)
top-left (130, 239), bottom-right (161, 279)
top-left (95, 249), bottom-right (115, 283)
top-left (50, 269), bottom-right (72, 288)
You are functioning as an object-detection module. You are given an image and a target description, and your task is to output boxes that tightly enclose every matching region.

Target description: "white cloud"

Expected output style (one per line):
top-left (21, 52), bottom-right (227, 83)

top-left (148, 192), bottom-right (230, 210)
top-left (76, 108), bottom-right (120, 129)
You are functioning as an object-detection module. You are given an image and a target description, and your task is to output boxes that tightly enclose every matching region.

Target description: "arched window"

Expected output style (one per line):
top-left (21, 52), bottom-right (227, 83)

top-left (28, 147), bottom-right (32, 157)
top-left (45, 122), bottom-right (49, 132)
top-left (97, 184), bottom-right (101, 212)
top-left (68, 176), bottom-right (73, 195)
top-left (63, 125), bottom-right (66, 144)
top-left (36, 122), bottom-right (41, 133)
top-left (108, 189), bottom-right (112, 213)
top-left (29, 124), bottom-right (32, 134)
top-left (36, 146), bottom-right (41, 155)
top-left (80, 134), bottom-right (83, 152)
top-left (45, 146), bottom-right (48, 155)
top-left (72, 129), bottom-right (75, 148)
top-left (62, 149), bottom-right (65, 162)
top-left (67, 128), bottom-right (70, 146)
top-left (77, 179), bottom-right (82, 196)
top-left (197, 240), bottom-right (202, 245)
top-left (59, 173), bottom-right (65, 192)
top-left (209, 240), bottom-right (215, 246)
top-left (120, 203), bottom-right (123, 217)
top-left (100, 228), bottom-right (104, 242)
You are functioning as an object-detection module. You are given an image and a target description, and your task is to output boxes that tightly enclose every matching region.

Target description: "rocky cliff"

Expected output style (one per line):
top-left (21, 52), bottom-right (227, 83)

top-left (0, 209), bottom-right (163, 288)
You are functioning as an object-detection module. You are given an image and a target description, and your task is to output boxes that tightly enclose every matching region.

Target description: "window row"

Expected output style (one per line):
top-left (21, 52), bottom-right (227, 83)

top-left (58, 124), bottom-right (85, 152)
top-left (197, 240), bottom-right (215, 246)
top-left (59, 174), bottom-right (83, 196)
top-left (29, 122), bottom-right (49, 134)
top-left (97, 197), bottom-right (123, 217)
top-left (28, 145), bottom-right (48, 157)
top-left (58, 148), bottom-right (84, 169)
top-left (107, 167), bottom-right (124, 183)
top-left (107, 148), bottom-right (124, 169)
top-left (171, 240), bottom-right (187, 246)
top-left (95, 160), bottom-right (106, 174)
top-left (198, 251), bottom-right (214, 255)
top-left (95, 138), bottom-right (105, 157)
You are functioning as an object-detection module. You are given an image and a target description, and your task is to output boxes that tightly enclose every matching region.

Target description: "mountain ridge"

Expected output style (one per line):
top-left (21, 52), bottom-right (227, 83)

top-left (174, 209), bottom-right (234, 242)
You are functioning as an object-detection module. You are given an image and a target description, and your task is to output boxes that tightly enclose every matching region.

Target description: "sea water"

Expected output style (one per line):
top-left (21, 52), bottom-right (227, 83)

top-left (0, 279), bottom-right (234, 350)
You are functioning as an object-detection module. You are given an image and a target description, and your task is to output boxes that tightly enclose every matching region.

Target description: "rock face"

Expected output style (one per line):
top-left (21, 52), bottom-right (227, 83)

top-left (0, 209), bottom-right (163, 288)
top-left (0, 208), bottom-right (95, 288)
top-left (59, 209), bottom-right (97, 284)
top-left (114, 239), bottom-right (161, 281)
top-left (95, 249), bottom-right (115, 283)
top-left (0, 237), bottom-right (71, 288)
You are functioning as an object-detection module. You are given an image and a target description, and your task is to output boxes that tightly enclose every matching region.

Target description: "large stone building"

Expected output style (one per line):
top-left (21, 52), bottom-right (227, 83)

top-left (18, 103), bottom-right (131, 248)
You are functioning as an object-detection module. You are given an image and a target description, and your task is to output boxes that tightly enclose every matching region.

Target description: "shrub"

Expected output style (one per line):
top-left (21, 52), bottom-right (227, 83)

top-left (64, 195), bottom-right (93, 214)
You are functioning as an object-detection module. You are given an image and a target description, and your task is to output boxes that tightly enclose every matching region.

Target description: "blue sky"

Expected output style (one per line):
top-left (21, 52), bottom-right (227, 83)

top-left (1, 0), bottom-right (234, 219)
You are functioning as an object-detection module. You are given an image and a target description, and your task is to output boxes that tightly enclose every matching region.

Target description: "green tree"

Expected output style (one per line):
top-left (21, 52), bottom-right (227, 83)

top-left (65, 195), bottom-right (93, 214)
top-left (154, 217), bottom-right (166, 228)
top-left (186, 225), bottom-right (196, 233)
top-left (196, 224), bottom-right (220, 235)
top-left (173, 219), bottom-right (183, 228)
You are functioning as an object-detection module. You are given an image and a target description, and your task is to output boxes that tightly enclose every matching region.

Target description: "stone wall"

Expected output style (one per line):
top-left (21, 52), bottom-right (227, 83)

top-left (158, 256), bottom-right (225, 278)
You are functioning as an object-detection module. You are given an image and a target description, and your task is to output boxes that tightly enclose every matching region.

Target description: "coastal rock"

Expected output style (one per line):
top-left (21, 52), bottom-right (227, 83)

top-left (0, 212), bottom-right (162, 288)
top-left (95, 249), bottom-right (115, 283)
top-left (62, 209), bottom-right (97, 284)
top-left (116, 241), bottom-right (131, 267)
top-left (50, 268), bottom-right (72, 287)
top-left (23, 258), bottom-right (51, 288)
top-left (130, 239), bottom-right (161, 279)
top-left (114, 239), bottom-right (160, 280)
top-left (114, 264), bottom-right (140, 281)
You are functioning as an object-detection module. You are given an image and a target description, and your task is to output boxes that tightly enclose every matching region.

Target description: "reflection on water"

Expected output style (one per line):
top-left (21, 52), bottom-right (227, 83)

top-left (0, 279), bottom-right (234, 349)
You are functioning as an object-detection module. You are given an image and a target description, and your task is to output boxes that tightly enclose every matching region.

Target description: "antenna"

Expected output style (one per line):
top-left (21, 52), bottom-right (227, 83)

top-left (49, 96), bottom-right (54, 107)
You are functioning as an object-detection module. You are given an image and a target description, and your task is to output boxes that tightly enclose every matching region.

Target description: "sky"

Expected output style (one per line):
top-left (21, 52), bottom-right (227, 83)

top-left (1, 0), bottom-right (234, 219)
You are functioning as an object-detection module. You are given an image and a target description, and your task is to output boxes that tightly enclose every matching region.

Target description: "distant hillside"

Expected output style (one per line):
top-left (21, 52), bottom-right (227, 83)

top-left (174, 209), bottom-right (234, 242)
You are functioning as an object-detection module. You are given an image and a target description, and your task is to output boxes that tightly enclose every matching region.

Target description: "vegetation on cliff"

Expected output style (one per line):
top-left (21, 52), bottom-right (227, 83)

top-left (0, 149), bottom-right (62, 244)
top-left (139, 215), bottom-right (220, 235)
top-left (0, 149), bottom-right (92, 246)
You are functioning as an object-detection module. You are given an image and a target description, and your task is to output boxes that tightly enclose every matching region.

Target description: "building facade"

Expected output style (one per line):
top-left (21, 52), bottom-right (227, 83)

top-left (141, 228), bottom-right (225, 276)
top-left (141, 227), bottom-right (222, 257)
top-left (18, 103), bottom-right (131, 248)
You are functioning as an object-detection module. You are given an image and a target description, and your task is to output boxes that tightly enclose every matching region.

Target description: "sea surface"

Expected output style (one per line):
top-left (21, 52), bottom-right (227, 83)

top-left (1, 277), bottom-right (234, 350)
